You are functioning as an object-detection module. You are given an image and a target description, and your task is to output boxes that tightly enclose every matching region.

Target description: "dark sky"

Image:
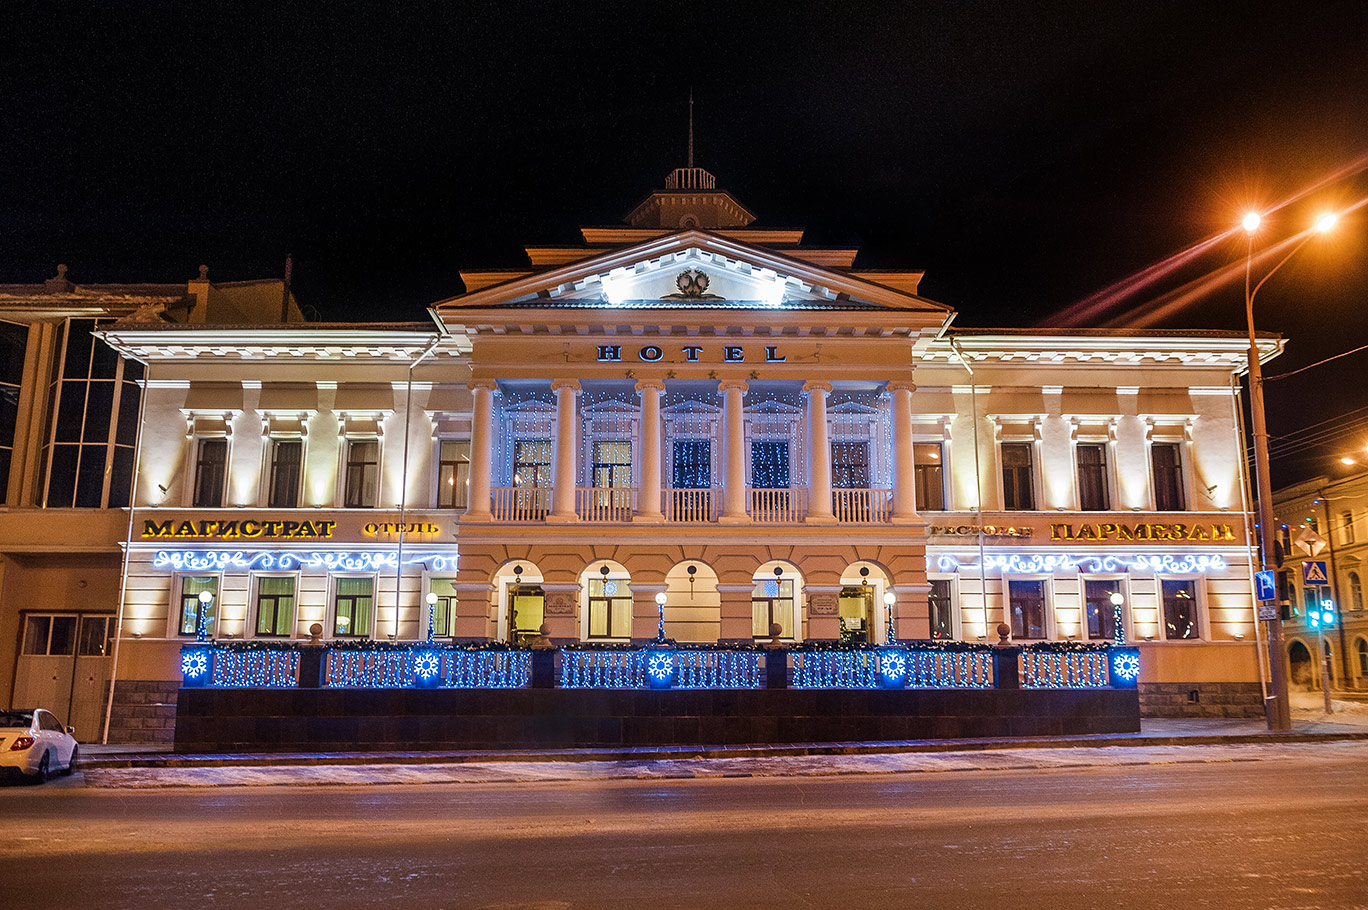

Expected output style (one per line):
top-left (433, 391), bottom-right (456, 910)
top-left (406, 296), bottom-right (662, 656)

top-left (4, 1), bottom-right (1367, 485)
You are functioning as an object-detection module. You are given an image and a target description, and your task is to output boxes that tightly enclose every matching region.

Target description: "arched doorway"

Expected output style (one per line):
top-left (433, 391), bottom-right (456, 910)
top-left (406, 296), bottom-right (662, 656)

top-left (494, 562), bottom-right (545, 645)
top-left (838, 561), bottom-right (892, 645)
top-left (752, 561), bottom-right (803, 642)
top-left (1287, 640), bottom-right (1313, 690)
top-left (663, 561), bottom-right (721, 642)
top-left (579, 560), bottom-right (632, 642)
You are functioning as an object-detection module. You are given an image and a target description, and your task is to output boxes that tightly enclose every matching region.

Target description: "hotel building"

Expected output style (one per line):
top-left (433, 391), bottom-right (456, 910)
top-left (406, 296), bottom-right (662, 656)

top-left (83, 165), bottom-right (1277, 741)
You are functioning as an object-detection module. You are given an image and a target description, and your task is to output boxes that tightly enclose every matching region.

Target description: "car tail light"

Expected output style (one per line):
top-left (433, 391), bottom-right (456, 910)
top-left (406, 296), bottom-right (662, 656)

top-left (10, 736), bottom-right (35, 751)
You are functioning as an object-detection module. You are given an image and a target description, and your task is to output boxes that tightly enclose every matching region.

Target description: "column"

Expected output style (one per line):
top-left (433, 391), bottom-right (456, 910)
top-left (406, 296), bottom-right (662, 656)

top-left (889, 380), bottom-right (920, 523)
top-left (463, 381), bottom-right (497, 521)
top-left (718, 380), bottom-right (750, 523)
top-left (634, 379), bottom-right (665, 522)
top-left (549, 379), bottom-right (580, 521)
top-left (804, 381), bottom-right (835, 523)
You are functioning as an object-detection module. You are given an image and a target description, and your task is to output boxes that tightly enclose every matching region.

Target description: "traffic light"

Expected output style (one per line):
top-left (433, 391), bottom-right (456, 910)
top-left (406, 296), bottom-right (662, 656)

top-left (1307, 598), bottom-right (1337, 629)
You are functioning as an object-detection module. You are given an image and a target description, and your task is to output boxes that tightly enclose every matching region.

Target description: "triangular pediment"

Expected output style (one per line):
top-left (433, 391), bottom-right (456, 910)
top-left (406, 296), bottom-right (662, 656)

top-left (435, 230), bottom-right (950, 316)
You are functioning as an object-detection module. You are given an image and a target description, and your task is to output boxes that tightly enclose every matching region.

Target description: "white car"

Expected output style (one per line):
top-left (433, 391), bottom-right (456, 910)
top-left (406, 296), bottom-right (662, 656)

top-left (1, 709), bottom-right (79, 783)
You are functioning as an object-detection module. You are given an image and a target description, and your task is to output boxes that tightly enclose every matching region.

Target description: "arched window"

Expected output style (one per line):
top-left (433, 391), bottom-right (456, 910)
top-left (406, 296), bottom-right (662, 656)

top-left (1350, 572), bottom-right (1364, 612)
top-left (1358, 639), bottom-right (1368, 676)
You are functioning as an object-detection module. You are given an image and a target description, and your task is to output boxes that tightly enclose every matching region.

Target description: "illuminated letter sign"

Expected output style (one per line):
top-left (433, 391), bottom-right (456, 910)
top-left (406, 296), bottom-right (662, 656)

top-left (682, 346), bottom-right (703, 361)
top-left (1050, 522), bottom-right (1236, 542)
top-left (723, 346), bottom-right (745, 362)
top-left (141, 519), bottom-right (336, 540)
top-left (638, 345), bottom-right (663, 362)
top-left (765, 346), bottom-right (786, 362)
top-left (597, 345), bottom-right (622, 362)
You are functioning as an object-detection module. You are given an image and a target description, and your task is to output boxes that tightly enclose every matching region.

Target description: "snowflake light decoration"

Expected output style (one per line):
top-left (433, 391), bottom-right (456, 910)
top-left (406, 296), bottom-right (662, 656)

top-left (764, 579), bottom-right (780, 598)
top-left (602, 580), bottom-right (618, 597)
top-left (181, 650), bottom-right (209, 680)
top-left (414, 651), bottom-right (442, 681)
top-left (1112, 652), bottom-right (1140, 682)
top-left (646, 651), bottom-right (675, 682)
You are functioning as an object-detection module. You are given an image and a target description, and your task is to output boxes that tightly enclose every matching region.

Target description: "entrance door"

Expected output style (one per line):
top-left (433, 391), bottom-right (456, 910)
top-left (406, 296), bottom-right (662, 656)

top-left (838, 586), bottom-right (875, 644)
top-left (507, 585), bottom-right (545, 645)
top-left (11, 613), bottom-right (113, 739)
top-left (671, 439), bottom-right (712, 520)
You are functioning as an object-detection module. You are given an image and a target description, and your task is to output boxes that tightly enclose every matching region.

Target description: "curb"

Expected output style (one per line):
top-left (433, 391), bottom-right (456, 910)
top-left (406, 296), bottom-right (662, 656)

top-left (81, 729), bottom-right (1368, 770)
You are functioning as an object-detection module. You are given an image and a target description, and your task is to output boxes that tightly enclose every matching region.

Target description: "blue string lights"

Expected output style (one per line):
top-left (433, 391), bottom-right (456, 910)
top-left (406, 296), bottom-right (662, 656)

top-left (935, 553), bottom-right (1229, 574)
top-left (153, 549), bottom-right (456, 572)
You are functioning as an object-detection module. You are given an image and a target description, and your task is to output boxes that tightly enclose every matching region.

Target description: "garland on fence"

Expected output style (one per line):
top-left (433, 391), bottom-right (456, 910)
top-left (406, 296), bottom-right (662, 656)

top-left (1020, 640), bottom-right (1119, 653)
top-left (186, 639), bottom-right (529, 653)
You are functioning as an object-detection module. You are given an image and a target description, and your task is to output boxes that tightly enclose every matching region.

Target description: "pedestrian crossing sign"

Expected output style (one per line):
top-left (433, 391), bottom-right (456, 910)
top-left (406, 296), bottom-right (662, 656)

top-left (1302, 561), bottom-right (1329, 585)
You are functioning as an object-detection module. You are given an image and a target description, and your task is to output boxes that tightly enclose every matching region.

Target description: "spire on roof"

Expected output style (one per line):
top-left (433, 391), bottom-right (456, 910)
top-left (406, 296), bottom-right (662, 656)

top-left (687, 91), bottom-right (694, 169)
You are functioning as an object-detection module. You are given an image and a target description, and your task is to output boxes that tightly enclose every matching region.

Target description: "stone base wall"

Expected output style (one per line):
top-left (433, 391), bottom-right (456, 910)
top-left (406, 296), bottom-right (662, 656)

top-left (175, 687), bottom-right (1141, 752)
top-left (106, 680), bottom-right (180, 744)
top-left (1139, 682), bottom-right (1264, 718)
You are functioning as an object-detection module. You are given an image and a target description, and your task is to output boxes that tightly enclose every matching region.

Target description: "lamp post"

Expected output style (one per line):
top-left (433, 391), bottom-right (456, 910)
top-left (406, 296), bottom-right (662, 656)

top-left (1108, 590), bottom-right (1125, 647)
top-left (654, 591), bottom-right (668, 643)
top-left (883, 591), bottom-right (897, 643)
top-left (425, 591), bottom-right (439, 644)
top-left (195, 590), bottom-right (214, 642)
top-left (1243, 210), bottom-right (1337, 731)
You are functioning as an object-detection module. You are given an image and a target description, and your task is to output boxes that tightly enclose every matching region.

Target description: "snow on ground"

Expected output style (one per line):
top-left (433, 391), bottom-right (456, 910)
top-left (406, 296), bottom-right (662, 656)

top-left (1289, 691), bottom-right (1368, 719)
top-left (80, 739), bottom-right (1368, 789)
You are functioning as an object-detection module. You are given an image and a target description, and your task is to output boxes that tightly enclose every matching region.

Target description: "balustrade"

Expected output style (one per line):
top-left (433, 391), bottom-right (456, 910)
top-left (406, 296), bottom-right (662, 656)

top-left (490, 486), bottom-right (552, 521)
top-left (747, 487), bottom-right (808, 523)
top-left (575, 487), bottom-right (635, 522)
top-left (1020, 649), bottom-right (1110, 689)
top-left (663, 488), bottom-right (717, 522)
top-left (831, 488), bottom-right (893, 523)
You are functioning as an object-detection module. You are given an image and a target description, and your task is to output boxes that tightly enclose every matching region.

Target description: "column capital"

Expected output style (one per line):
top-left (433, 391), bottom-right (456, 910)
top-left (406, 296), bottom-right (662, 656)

top-left (887, 380), bottom-right (917, 393)
top-left (550, 379), bottom-right (582, 393)
top-left (634, 379), bottom-right (666, 393)
top-left (802, 380), bottom-right (833, 395)
top-left (467, 379), bottom-right (499, 392)
top-left (718, 380), bottom-right (749, 393)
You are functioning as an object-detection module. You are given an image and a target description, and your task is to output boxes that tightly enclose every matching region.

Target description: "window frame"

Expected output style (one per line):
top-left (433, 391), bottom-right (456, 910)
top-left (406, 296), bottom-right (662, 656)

top-left (191, 437), bottom-right (229, 508)
top-left (585, 575), bottom-right (633, 641)
top-left (1006, 576), bottom-right (1050, 640)
top-left (1150, 440), bottom-right (1187, 511)
top-left (1159, 576), bottom-right (1203, 641)
top-left (266, 438), bottom-right (304, 509)
top-left (927, 575), bottom-right (956, 640)
top-left (914, 441), bottom-right (947, 511)
top-left (424, 576), bottom-right (460, 639)
top-left (751, 575), bottom-right (798, 640)
top-left (999, 441), bottom-right (1037, 511)
top-left (173, 574), bottom-right (222, 639)
top-left (1081, 576), bottom-right (1128, 642)
top-left (251, 573), bottom-right (298, 639)
top-left (342, 438), bottom-right (380, 509)
top-left (1074, 441), bottom-right (1112, 512)
top-left (436, 439), bottom-right (471, 510)
top-left (330, 574), bottom-right (376, 638)
top-left (1349, 571), bottom-right (1364, 612)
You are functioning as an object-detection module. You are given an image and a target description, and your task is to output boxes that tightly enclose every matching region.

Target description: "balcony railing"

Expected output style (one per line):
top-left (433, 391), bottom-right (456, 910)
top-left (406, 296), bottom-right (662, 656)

top-left (663, 487), bottom-right (717, 522)
top-left (832, 488), bottom-right (892, 523)
top-left (576, 487), bottom-right (635, 522)
top-left (491, 486), bottom-right (551, 521)
top-left (747, 487), bottom-right (808, 523)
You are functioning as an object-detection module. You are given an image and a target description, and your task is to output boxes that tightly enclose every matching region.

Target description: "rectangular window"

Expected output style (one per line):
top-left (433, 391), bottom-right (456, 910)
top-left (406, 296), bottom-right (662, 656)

top-left (343, 440), bottom-right (379, 508)
top-left (1341, 510), bottom-right (1355, 545)
top-left (1001, 443), bottom-right (1035, 511)
top-left (831, 441), bottom-right (871, 488)
top-left (750, 439), bottom-right (790, 489)
top-left (1161, 579), bottom-right (1200, 640)
top-left (928, 578), bottom-right (953, 640)
top-left (437, 440), bottom-right (470, 509)
top-left (178, 576), bottom-right (218, 637)
top-left (193, 439), bottom-right (228, 508)
top-left (672, 438), bottom-right (711, 488)
top-left (428, 578), bottom-right (458, 637)
top-left (1152, 443), bottom-right (1186, 511)
top-left (914, 443), bottom-right (945, 511)
top-left (254, 576), bottom-right (295, 637)
top-left (0, 321), bottom-right (27, 505)
top-left (752, 578), bottom-right (795, 639)
top-left (1076, 444), bottom-right (1110, 511)
top-left (1083, 579), bottom-right (1122, 641)
top-left (513, 439), bottom-right (552, 488)
top-left (592, 440), bottom-right (633, 489)
top-left (268, 440), bottom-right (303, 508)
top-left (333, 577), bottom-right (373, 637)
top-left (78, 616), bottom-right (113, 657)
top-left (1008, 579), bottom-right (1046, 639)
top-left (587, 577), bottom-right (633, 639)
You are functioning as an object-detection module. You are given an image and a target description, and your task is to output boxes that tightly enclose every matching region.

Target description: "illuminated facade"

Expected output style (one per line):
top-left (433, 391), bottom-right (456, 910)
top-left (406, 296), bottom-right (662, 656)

top-left (0, 268), bottom-right (303, 740)
top-left (1272, 471), bottom-right (1368, 691)
top-left (93, 166), bottom-right (1279, 741)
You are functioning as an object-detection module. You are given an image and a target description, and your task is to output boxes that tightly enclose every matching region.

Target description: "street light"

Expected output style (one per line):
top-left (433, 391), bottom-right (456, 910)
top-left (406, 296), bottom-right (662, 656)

top-left (425, 591), bottom-right (439, 644)
top-left (195, 590), bottom-right (214, 642)
top-left (883, 591), bottom-right (897, 643)
top-left (654, 591), bottom-right (668, 643)
top-left (1243, 209), bottom-right (1338, 731)
top-left (1108, 590), bottom-right (1125, 647)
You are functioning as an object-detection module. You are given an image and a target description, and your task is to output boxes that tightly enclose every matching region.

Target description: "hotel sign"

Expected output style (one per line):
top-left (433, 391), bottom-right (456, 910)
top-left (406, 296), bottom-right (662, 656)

top-left (596, 344), bottom-right (787, 363)
top-left (141, 519), bottom-right (336, 540)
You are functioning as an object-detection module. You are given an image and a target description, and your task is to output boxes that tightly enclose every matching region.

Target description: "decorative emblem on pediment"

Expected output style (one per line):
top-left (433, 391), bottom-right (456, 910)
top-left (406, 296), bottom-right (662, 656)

top-left (664, 268), bottom-right (722, 300)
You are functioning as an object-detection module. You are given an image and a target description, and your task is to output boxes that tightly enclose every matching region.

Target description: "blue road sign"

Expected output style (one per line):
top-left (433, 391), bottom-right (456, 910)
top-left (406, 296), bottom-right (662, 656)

top-left (1303, 561), bottom-right (1329, 585)
top-left (1255, 569), bottom-right (1277, 601)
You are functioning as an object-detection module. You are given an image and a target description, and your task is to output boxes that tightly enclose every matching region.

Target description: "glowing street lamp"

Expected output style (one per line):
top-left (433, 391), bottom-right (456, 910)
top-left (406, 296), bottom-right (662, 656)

top-left (883, 591), bottom-right (897, 643)
top-left (1242, 210), bottom-right (1339, 731)
top-left (425, 591), bottom-right (439, 644)
top-left (654, 591), bottom-right (668, 643)
top-left (1108, 590), bottom-right (1126, 646)
top-left (195, 589), bottom-right (214, 642)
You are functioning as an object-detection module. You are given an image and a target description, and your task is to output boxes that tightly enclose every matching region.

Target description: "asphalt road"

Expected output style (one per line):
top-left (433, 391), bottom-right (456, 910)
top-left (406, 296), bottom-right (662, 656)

top-left (3, 747), bottom-right (1367, 909)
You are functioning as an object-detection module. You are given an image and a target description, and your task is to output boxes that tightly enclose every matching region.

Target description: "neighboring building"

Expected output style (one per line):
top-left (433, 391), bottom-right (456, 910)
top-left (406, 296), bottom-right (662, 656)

top-left (0, 267), bottom-right (303, 740)
top-left (1273, 471), bottom-right (1368, 691)
top-left (93, 164), bottom-right (1279, 743)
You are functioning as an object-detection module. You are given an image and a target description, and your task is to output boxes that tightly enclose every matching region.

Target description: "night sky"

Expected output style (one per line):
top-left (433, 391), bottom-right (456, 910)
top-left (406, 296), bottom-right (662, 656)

top-left (4, 1), bottom-right (1367, 485)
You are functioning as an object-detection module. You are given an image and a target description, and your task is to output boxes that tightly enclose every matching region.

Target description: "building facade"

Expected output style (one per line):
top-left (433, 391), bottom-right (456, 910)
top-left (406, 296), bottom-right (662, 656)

top-left (90, 167), bottom-right (1279, 741)
top-left (1273, 471), bottom-right (1368, 691)
top-left (0, 267), bottom-right (303, 740)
